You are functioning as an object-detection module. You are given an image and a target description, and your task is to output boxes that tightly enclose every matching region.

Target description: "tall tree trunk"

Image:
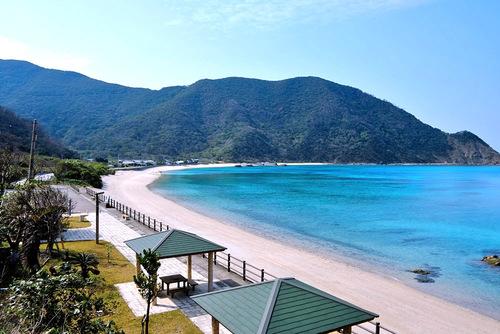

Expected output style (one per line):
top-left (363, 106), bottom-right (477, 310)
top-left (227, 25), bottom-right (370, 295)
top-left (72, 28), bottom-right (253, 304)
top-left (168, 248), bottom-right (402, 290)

top-left (22, 237), bottom-right (41, 274)
top-left (145, 298), bottom-right (151, 334)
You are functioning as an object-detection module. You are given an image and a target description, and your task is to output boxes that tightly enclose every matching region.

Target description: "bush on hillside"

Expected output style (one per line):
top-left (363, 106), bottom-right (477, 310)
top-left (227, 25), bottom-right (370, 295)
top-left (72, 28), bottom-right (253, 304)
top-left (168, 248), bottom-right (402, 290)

top-left (54, 160), bottom-right (113, 188)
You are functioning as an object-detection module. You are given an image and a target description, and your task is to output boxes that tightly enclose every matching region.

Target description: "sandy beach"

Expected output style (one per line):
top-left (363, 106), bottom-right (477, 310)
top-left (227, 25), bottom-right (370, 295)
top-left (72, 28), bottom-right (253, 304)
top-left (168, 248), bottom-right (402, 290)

top-left (102, 164), bottom-right (500, 334)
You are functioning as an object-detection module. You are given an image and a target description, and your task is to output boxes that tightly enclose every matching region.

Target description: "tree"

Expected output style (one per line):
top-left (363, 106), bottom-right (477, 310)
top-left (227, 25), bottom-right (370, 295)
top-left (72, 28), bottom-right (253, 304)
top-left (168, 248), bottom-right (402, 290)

top-left (133, 249), bottom-right (160, 334)
top-left (0, 149), bottom-right (23, 198)
top-left (0, 184), bottom-right (69, 276)
top-left (34, 185), bottom-right (71, 256)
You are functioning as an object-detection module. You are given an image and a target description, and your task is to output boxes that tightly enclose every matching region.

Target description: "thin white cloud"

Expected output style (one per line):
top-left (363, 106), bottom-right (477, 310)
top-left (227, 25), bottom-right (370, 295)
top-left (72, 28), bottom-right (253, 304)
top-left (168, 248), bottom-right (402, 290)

top-left (163, 0), bottom-right (430, 29)
top-left (0, 36), bottom-right (90, 72)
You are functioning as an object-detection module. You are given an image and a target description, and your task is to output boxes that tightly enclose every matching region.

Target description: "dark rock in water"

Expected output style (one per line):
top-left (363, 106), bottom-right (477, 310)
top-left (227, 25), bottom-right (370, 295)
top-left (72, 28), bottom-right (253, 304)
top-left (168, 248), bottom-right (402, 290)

top-left (414, 275), bottom-right (435, 283)
top-left (482, 255), bottom-right (500, 267)
top-left (408, 266), bottom-right (441, 283)
top-left (409, 268), bottom-right (432, 275)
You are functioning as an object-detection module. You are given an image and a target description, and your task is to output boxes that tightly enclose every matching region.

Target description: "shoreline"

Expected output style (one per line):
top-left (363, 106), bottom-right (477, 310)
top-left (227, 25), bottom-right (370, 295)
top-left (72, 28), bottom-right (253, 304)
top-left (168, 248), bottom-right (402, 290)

top-left (102, 164), bottom-right (500, 333)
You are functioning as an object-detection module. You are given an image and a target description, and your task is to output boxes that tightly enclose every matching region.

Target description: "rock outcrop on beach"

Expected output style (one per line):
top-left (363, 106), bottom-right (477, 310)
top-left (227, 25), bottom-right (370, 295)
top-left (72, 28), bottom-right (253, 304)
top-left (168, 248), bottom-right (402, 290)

top-left (482, 255), bottom-right (500, 267)
top-left (1, 59), bottom-right (499, 164)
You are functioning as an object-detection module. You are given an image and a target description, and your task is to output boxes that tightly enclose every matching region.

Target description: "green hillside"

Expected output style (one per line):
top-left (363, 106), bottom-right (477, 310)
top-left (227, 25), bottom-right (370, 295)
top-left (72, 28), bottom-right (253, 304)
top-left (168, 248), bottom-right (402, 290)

top-left (0, 106), bottom-right (76, 158)
top-left (1, 60), bottom-right (499, 164)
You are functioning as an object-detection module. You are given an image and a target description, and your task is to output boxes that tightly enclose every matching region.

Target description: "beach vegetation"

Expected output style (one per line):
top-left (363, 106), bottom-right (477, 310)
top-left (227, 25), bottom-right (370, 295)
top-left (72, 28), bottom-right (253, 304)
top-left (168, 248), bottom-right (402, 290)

top-left (54, 159), bottom-right (114, 188)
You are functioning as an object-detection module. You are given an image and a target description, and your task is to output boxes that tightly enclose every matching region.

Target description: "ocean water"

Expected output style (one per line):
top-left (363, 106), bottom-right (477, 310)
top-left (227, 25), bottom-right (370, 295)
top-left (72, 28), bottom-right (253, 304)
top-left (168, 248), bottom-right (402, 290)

top-left (152, 165), bottom-right (500, 318)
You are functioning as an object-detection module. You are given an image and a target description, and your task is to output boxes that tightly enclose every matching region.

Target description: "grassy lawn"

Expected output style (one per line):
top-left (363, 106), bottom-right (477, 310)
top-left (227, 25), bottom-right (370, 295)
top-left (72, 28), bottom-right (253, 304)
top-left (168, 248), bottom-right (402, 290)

top-left (45, 240), bottom-right (202, 334)
top-left (66, 216), bottom-right (91, 229)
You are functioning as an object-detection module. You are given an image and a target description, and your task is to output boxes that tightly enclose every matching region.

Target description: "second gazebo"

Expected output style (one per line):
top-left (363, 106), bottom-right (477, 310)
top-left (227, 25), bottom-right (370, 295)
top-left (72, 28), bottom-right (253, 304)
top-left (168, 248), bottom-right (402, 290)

top-left (125, 229), bottom-right (227, 291)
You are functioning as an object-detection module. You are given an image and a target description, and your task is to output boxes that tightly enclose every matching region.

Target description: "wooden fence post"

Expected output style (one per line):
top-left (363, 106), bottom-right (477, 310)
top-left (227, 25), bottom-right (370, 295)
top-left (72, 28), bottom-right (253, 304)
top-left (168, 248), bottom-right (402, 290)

top-left (154, 219), bottom-right (156, 230)
top-left (261, 269), bottom-right (265, 282)
top-left (148, 216), bottom-right (150, 228)
top-left (375, 322), bottom-right (380, 334)
top-left (243, 261), bottom-right (246, 281)
top-left (227, 254), bottom-right (231, 272)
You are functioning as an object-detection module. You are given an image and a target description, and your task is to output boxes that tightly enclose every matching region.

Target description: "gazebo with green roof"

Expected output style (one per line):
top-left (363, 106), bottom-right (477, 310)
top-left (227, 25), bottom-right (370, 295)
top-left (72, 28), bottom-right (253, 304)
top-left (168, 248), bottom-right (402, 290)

top-left (125, 229), bottom-right (226, 291)
top-left (192, 277), bottom-right (379, 334)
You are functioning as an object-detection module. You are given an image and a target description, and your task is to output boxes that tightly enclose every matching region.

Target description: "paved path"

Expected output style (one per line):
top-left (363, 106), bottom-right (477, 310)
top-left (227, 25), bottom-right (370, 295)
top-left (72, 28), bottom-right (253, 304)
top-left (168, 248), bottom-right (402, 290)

top-left (61, 187), bottom-right (230, 334)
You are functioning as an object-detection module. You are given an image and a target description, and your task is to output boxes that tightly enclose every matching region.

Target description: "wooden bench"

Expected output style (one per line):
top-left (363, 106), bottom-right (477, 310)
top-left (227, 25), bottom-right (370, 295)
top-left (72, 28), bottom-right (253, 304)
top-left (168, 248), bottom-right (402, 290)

top-left (187, 279), bottom-right (199, 291)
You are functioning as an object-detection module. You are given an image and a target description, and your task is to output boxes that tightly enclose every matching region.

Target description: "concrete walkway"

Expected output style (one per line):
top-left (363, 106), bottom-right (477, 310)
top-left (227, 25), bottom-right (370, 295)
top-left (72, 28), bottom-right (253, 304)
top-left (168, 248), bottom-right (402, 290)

top-left (61, 191), bottom-right (230, 334)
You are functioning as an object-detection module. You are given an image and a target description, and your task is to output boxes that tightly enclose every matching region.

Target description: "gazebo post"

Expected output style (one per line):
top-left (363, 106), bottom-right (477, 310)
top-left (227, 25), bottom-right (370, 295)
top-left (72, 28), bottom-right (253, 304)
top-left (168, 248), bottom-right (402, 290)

top-left (342, 326), bottom-right (352, 334)
top-left (187, 255), bottom-right (192, 280)
top-left (208, 252), bottom-right (214, 291)
top-left (211, 316), bottom-right (219, 334)
top-left (135, 253), bottom-right (141, 276)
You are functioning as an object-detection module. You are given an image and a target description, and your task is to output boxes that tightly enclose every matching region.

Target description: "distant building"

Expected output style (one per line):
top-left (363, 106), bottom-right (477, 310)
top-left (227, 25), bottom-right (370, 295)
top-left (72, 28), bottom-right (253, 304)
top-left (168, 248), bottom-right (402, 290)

top-left (118, 159), bottom-right (157, 167)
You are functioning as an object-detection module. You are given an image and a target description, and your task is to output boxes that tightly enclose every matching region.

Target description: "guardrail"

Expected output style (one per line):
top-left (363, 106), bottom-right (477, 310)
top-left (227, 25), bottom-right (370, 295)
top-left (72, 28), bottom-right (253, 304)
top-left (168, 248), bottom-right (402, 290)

top-left (84, 187), bottom-right (396, 334)
top-left (203, 250), bottom-right (277, 283)
top-left (352, 321), bottom-right (395, 334)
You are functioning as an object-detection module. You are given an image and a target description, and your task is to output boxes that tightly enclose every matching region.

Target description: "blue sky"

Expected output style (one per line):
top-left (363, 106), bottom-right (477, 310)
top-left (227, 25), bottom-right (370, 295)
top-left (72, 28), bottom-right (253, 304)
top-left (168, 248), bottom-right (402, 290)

top-left (1, 0), bottom-right (499, 150)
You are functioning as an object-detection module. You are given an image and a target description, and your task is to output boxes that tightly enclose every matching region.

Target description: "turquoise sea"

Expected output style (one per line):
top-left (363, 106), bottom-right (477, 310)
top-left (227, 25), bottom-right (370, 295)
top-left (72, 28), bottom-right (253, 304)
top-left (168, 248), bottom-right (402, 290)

top-left (152, 165), bottom-right (500, 318)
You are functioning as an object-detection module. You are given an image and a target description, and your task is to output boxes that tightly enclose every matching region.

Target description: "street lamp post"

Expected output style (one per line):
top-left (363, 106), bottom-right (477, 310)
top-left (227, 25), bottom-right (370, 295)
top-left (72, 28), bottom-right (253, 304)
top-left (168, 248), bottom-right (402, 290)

top-left (95, 191), bottom-right (104, 244)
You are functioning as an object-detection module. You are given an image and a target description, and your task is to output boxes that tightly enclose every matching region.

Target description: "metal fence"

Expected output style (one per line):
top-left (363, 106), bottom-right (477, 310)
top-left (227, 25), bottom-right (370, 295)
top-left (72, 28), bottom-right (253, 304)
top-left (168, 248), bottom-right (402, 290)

top-left (85, 188), bottom-right (278, 284)
top-left (86, 187), bottom-right (170, 232)
top-left (84, 187), bottom-right (397, 334)
top-left (203, 250), bottom-right (277, 283)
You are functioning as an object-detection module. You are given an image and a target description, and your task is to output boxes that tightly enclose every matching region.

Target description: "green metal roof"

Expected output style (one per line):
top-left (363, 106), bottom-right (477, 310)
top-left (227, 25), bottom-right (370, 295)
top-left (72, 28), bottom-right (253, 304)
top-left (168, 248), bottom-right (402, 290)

top-left (192, 278), bottom-right (378, 334)
top-left (124, 229), bottom-right (226, 258)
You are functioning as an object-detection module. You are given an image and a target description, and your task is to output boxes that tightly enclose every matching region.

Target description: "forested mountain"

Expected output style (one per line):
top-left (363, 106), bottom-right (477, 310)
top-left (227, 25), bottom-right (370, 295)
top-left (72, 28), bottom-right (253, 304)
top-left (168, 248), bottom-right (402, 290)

top-left (1, 59), bottom-right (499, 164)
top-left (0, 106), bottom-right (76, 158)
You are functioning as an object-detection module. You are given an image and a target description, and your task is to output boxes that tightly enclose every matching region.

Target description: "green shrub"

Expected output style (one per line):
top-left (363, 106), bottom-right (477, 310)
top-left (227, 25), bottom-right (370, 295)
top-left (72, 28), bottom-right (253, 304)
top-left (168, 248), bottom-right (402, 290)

top-left (55, 160), bottom-right (113, 188)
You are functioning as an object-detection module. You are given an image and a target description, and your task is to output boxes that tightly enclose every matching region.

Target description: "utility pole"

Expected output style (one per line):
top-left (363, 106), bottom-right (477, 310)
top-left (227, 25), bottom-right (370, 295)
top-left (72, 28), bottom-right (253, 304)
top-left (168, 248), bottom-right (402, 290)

top-left (27, 119), bottom-right (38, 181)
top-left (95, 191), bottom-right (104, 244)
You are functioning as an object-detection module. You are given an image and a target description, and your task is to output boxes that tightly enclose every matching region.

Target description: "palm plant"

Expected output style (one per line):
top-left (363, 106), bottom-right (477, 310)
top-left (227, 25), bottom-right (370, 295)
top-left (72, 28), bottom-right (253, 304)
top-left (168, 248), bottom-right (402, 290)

top-left (68, 252), bottom-right (100, 278)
